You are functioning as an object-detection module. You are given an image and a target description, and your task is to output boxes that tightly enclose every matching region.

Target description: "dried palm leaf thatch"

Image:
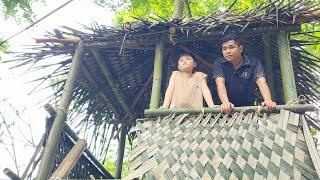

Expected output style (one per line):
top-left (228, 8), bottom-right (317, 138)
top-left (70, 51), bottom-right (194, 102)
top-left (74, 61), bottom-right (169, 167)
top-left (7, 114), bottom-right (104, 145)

top-left (126, 110), bottom-right (320, 179)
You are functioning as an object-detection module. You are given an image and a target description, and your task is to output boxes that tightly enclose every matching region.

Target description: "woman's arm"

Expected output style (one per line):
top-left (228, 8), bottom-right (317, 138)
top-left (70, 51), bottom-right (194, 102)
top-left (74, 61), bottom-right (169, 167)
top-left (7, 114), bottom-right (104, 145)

top-left (201, 78), bottom-right (215, 107)
top-left (162, 73), bottom-right (175, 108)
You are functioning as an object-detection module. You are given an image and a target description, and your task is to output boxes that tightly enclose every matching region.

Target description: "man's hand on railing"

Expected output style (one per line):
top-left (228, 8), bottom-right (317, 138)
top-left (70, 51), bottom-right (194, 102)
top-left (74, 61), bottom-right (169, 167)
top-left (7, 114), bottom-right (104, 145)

top-left (220, 102), bottom-right (234, 113)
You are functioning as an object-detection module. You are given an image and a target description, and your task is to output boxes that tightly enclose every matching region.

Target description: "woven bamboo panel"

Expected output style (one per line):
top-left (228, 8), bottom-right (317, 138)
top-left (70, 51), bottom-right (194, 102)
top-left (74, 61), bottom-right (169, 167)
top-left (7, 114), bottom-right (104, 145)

top-left (126, 110), bottom-right (319, 179)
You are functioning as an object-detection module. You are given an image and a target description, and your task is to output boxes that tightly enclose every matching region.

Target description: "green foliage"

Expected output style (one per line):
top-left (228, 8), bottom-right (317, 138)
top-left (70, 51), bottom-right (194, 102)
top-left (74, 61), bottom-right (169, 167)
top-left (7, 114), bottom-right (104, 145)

top-left (0, 0), bottom-right (45, 52)
top-left (292, 21), bottom-right (320, 87)
top-left (301, 22), bottom-right (320, 56)
top-left (105, 0), bottom-right (269, 26)
top-left (0, 39), bottom-right (9, 52)
top-left (103, 155), bottom-right (117, 175)
top-left (103, 138), bottom-right (131, 177)
top-left (0, 0), bottom-right (44, 22)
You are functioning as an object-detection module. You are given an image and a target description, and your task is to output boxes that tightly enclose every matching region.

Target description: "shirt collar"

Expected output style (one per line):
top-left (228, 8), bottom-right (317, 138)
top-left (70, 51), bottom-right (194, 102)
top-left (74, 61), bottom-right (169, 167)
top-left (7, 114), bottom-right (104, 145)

top-left (242, 54), bottom-right (251, 66)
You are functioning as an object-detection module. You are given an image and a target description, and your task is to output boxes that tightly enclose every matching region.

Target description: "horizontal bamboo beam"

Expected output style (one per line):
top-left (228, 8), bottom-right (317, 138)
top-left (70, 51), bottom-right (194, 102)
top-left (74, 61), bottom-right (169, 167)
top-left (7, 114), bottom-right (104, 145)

top-left (144, 104), bottom-right (316, 117)
top-left (83, 25), bottom-right (300, 48)
top-left (85, 41), bottom-right (139, 48)
top-left (49, 139), bottom-right (87, 179)
top-left (287, 10), bottom-right (320, 24)
top-left (35, 38), bottom-right (79, 44)
top-left (198, 25), bottom-right (301, 38)
top-left (124, 45), bottom-right (155, 51)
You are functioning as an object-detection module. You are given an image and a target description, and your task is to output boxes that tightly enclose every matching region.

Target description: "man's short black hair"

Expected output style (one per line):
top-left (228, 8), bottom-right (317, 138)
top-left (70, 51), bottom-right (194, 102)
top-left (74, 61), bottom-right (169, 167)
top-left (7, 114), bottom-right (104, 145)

top-left (220, 33), bottom-right (243, 46)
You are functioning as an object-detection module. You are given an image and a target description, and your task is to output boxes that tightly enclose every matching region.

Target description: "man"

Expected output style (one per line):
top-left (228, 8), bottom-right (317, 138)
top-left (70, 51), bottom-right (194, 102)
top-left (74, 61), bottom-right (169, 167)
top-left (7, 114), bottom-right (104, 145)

top-left (212, 33), bottom-right (276, 113)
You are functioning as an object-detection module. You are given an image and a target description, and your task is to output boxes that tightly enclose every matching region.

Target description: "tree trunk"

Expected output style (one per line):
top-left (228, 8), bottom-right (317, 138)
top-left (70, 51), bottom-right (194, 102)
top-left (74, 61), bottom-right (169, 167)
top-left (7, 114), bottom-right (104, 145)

top-left (183, 0), bottom-right (192, 18)
top-left (173, 0), bottom-right (184, 19)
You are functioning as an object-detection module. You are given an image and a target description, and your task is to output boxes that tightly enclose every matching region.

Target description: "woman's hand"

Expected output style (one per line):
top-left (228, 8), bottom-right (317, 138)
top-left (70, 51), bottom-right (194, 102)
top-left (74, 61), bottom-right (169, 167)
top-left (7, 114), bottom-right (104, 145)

top-left (220, 102), bottom-right (234, 113)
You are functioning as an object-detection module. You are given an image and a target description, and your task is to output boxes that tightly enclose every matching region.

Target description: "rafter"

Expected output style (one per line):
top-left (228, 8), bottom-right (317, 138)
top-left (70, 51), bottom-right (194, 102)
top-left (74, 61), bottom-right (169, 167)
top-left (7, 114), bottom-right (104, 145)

top-left (91, 48), bottom-right (135, 120)
top-left (81, 65), bottom-right (120, 118)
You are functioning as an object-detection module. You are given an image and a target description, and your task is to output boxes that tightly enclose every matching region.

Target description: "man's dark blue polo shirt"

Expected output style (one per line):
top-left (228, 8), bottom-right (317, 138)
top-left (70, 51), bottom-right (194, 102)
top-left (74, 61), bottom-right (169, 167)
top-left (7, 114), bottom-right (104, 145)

top-left (212, 54), bottom-right (265, 106)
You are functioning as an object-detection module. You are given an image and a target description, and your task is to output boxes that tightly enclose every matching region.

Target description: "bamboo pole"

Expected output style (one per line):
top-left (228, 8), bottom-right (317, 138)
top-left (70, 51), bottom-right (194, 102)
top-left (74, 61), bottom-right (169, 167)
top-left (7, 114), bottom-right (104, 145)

top-left (115, 125), bottom-right (127, 179)
top-left (287, 10), bottom-right (320, 24)
top-left (49, 139), bottom-right (87, 179)
top-left (83, 26), bottom-right (300, 48)
top-left (150, 41), bottom-right (164, 109)
top-left (63, 124), bottom-right (113, 178)
top-left (263, 34), bottom-right (275, 100)
top-left (301, 116), bottom-right (320, 178)
top-left (91, 48), bottom-right (135, 119)
top-left (164, 53), bottom-right (175, 89)
top-left (277, 30), bottom-right (298, 102)
top-left (144, 104), bottom-right (315, 117)
top-left (37, 41), bottom-right (84, 180)
top-left (3, 168), bottom-right (20, 180)
top-left (35, 38), bottom-right (79, 44)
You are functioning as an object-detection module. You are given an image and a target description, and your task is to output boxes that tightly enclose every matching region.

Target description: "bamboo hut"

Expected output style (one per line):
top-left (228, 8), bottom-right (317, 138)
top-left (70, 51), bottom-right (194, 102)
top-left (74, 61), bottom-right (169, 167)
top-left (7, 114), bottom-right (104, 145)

top-left (4, 0), bottom-right (320, 179)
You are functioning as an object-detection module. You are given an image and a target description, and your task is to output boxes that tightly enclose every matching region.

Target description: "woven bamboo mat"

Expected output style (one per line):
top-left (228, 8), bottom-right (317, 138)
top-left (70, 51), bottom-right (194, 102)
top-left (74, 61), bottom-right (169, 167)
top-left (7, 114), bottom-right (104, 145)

top-left (125, 110), bottom-right (320, 179)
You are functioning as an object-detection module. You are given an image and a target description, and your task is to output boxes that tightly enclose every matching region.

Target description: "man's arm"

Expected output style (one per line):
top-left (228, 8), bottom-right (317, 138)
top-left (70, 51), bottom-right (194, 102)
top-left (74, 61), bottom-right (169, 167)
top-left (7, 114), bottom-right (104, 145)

top-left (162, 73), bottom-right (175, 108)
top-left (201, 78), bottom-right (215, 107)
top-left (215, 77), bottom-right (234, 113)
top-left (256, 76), bottom-right (276, 110)
top-left (253, 59), bottom-right (276, 111)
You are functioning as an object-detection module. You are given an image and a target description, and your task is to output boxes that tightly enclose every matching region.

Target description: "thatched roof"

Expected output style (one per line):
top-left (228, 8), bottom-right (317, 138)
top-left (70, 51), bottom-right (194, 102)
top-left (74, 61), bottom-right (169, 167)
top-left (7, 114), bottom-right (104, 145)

top-left (4, 1), bottom-right (320, 157)
top-left (125, 110), bottom-right (320, 179)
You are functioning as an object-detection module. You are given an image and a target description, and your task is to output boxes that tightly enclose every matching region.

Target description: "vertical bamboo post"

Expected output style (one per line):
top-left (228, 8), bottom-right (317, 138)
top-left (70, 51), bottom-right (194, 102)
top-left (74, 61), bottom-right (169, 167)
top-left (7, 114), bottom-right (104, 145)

top-left (115, 125), bottom-right (127, 179)
top-left (49, 139), bottom-right (87, 179)
top-left (37, 41), bottom-right (84, 180)
top-left (150, 41), bottom-right (164, 109)
top-left (277, 30), bottom-right (298, 102)
top-left (263, 34), bottom-right (275, 100)
top-left (164, 53), bottom-right (175, 88)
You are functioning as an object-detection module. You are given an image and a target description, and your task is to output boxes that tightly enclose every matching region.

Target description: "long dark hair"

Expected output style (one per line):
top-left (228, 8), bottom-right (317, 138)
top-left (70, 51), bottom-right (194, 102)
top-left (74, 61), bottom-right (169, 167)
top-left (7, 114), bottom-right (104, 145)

top-left (176, 52), bottom-right (197, 72)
